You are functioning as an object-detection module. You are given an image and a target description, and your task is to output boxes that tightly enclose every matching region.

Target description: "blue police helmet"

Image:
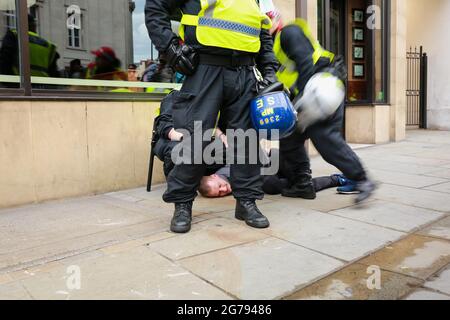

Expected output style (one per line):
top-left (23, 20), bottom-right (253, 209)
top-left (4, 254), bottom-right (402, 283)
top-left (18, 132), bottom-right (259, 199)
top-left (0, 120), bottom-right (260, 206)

top-left (250, 91), bottom-right (297, 140)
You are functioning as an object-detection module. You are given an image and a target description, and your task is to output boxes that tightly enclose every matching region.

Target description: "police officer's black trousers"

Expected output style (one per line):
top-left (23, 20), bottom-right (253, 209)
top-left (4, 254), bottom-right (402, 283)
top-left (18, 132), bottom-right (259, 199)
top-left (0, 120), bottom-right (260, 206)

top-left (280, 103), bottom-right (367, 183)
top-left (163, 64), bottom-right (263, 203)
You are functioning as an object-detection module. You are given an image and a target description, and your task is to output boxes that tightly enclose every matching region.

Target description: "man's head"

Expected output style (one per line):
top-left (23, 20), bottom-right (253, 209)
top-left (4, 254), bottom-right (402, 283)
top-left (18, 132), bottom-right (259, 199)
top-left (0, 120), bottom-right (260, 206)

top-left (198, 174), bottom-right (232, 198)
top-left (127, 63), bottom-right (138, 81)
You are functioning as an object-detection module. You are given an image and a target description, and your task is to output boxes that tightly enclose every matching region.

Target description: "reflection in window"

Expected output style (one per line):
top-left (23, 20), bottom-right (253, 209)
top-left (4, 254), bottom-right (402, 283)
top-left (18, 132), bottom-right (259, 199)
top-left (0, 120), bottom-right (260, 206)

top-left (5, 10), bottom-right (16, 30)
top-left (0, 3), bottom-right (20, 88)
top-left (0, 0), bottom-right (180, 93)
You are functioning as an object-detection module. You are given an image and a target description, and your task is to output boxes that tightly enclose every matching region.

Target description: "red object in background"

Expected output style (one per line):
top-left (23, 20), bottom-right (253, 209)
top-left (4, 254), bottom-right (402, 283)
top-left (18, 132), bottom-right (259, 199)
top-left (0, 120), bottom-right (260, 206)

top-left (91, 46), bottom-right (117, 62)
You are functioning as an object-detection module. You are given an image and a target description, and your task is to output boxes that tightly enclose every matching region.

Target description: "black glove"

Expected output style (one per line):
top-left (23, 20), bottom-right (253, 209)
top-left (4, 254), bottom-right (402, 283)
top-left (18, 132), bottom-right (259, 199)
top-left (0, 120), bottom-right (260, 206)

top-left (260, 67), bottom-right (277, 88)
top-left (165, 38), bottom-right (199, 76)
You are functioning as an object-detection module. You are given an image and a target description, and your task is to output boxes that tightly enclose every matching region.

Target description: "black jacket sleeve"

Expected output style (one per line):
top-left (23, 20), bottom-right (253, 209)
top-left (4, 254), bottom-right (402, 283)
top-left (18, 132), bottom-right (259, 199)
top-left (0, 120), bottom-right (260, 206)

top-left (279, 24), bottom-right (315, 94)
top-left (256, 29), bottom-right (278, 74)
top-left (145, 0), bottom-right (182, 52)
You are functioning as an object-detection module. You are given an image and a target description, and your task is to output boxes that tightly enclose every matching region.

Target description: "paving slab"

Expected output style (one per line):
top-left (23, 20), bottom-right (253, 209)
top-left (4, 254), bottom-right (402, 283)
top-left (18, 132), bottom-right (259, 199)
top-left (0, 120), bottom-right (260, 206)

top-left (423, 265), bottom-right (450, 295)
top-left (418, 217), bottom-right (450, 241)
top-left (404, 289), bottom-right (450, 300)
top-left (0, 281), bottom-right (32, 300)
top-left (284, 263), bottom-right (422, 300)
top-left (181, 237), bottom-right (344, 300)
top-left (424, 182), bottom-right (450, 194)
top-left (150, 218), bottom-right (269, 261)
top-left (0, 195), bottom-right (167, 256)
top-left (362, 159), bottom-right (440, 175)
top-left (405, 130), bottom-right (450, 146)
top-left (359, 235), bottom-right (450, 280)
top-left (366, 154), bottom-right (450, 168)
top-left (424, 168), bottom-right (450, 180)
top-left (369, 169), bottom-right (449, 189)
top-left (248, 202), bottom-right (404, 261)
top-left (374, 183), bottom-right (450, 212)
top-left (16, 246), bottom-right (231, 300)
top-left (0, 218), bottom-right (172, 272)
top-left (265, 188), bottom-right (362, 213)
top-left (329, 200), bottom-right (444, 232)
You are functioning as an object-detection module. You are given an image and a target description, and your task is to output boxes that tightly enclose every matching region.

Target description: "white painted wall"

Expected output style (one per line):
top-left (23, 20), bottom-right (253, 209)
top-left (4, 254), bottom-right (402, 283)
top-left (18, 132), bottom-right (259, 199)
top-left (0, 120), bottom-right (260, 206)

top-left (407, 0), bottom-right (450, 130)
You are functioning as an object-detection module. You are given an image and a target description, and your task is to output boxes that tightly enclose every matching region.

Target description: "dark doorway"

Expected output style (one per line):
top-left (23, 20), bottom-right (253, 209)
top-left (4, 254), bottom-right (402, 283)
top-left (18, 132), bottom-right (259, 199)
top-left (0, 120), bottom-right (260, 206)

top-left (318, 0), bottom-right (346, 56)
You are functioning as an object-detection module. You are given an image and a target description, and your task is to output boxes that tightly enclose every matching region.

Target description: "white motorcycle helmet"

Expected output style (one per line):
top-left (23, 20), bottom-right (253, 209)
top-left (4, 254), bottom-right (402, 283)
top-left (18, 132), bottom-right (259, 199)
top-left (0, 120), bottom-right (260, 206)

top-left (295, 72), bottom-right (345, 132)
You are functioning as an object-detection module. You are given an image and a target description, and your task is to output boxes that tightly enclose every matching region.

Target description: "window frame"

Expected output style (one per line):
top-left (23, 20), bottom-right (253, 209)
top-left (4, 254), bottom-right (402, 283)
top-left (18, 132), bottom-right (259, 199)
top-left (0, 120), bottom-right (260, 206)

top-left (68, 25), bottom-right (82, 49)
top-left (315, 0), bottom-right (391, 106)
top-left (0, 0), bottom-right (177, 101)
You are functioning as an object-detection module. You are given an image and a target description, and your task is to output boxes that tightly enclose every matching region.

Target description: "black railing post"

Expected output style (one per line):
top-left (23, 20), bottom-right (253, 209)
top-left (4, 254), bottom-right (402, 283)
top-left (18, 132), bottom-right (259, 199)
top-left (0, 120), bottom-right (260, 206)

top-left (16, 0), bottom-right (32, 95)
top-left (420, 51), bottom-right (428, 129)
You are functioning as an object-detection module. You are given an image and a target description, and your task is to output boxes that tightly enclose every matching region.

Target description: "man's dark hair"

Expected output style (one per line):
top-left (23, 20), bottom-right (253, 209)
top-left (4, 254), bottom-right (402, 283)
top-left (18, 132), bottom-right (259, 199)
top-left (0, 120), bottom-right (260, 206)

top-left (128, 63), bottom-right (137, 70)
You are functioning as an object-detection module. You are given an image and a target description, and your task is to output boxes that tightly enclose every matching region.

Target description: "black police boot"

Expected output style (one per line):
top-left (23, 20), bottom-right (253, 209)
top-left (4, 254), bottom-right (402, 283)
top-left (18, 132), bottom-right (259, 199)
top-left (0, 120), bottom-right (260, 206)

top-left (170, 202), bottom-right (193, 234)
top-left (235, 200), bottom-right (270, 229)
top-left (281, 173), bottom-right (316, 200)
top-left (355, 179), bottom-right (377, 204)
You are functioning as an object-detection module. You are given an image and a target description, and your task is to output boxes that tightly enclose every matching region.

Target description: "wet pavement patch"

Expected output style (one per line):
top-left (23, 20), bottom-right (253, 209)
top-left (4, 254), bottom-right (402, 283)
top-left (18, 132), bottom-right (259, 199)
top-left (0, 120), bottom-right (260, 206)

top-left (284, 263), bottom-right (422, 300)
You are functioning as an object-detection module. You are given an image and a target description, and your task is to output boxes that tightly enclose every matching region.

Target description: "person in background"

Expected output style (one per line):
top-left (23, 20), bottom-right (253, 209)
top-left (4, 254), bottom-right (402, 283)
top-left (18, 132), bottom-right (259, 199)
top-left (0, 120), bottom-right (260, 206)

top-left (86, 47), bottom-right (127, 81)
top-left (127, 63), bottom-right (143, 92)
top-left (0, 14), bottom-right (60, 85)
top-left (127, 63), bottom-right (139, 81)
top-left (148, 57), bottom-right (173, 83)
top-left (146, 57), bottom-right (173, 94)
top-left (68, 59), bottom-right (85, 79)
top-left (141, 60), bottom-right (158, 82)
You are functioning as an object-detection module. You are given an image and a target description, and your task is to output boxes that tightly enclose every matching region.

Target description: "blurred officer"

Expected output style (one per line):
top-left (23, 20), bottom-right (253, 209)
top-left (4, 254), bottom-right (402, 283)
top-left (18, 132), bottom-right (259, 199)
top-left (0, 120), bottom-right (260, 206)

top-left (0, 14), bottom-right (59, 78)
top-left (145, 0), bottom-right (278, 233)
top-left (267, 11), bottom-right (376, 203)
top-left (86, 47), bottom-right (127, 81)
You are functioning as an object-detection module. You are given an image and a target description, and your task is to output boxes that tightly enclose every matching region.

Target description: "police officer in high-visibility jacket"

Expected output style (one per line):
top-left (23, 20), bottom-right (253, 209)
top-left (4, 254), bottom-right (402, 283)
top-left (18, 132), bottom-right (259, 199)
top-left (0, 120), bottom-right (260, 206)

top-left (145, 0), bottom-right (278, 233)
top-left (0, 14), bottom-right (59, 79)
top-left (268, 11), bottom-right (376, 204)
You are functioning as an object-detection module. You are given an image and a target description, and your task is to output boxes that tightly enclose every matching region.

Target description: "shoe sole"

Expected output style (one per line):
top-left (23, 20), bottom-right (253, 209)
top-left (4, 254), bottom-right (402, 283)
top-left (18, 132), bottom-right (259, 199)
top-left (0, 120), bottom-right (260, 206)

top-left (281, 192), bottom-right (317, 200)
top-left (337, 191), bottom-right (360, 195)
top-left (170, 225), bottom-right (191, 234)
top-left (235, 214), bottom-right (270, 229)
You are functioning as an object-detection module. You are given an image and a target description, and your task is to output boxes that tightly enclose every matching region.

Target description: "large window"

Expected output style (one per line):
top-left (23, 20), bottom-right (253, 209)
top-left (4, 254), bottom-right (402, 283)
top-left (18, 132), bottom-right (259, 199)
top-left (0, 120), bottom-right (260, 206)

top-left (318, 0), bottom-right (389, 104)
top-left (0, 0), bottom-right (179, 98)
top-left (67, 10), bottom-right (82, 49)
top-left (0, 1), bottom-right (20, 89)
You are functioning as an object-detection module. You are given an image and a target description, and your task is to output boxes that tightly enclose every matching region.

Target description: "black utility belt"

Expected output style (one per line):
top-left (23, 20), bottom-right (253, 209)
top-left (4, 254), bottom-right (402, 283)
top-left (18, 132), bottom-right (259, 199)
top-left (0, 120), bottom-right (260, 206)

top-left (199, 54), bottom-right (256, 67)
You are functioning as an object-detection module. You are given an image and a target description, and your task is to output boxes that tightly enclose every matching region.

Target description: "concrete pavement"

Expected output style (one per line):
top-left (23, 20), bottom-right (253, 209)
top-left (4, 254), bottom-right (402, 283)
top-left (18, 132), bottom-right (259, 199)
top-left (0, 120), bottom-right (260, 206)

top-left (0, 130), bottom-right (449, 300)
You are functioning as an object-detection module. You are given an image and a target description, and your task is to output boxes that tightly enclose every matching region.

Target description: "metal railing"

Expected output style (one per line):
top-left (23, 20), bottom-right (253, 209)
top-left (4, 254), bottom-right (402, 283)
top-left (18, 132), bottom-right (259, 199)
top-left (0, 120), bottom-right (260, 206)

top-left (406, 46), bottom-right (428, 128)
